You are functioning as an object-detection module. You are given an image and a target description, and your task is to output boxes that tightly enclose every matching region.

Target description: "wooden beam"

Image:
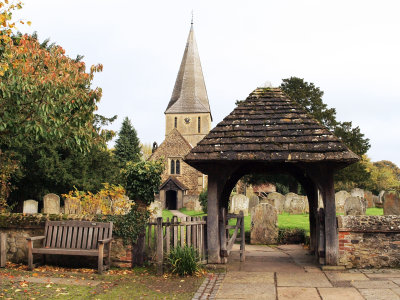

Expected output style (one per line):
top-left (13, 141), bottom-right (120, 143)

top-left (322, 170), bottom-right (338, 265)
top-left (207, 173), bottom-right (222, 263)
top-left (0, 233), bottom-right (6, 268)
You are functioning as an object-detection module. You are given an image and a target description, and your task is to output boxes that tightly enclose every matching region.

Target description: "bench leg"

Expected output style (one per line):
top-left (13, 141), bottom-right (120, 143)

top-left (98, 244), bottom-right (104, 275)
top-left (27, 240), bottom-right (33, 271)
top-left (106, 242), bottom-right (111, 270)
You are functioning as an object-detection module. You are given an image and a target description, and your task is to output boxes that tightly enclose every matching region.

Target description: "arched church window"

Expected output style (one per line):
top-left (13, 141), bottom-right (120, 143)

top-left (174, 117), bottom-right (177, 128)
top-left (176, 160), bottom-right (180, 175)
top-left (198, 117), bottom-right (201, 133)
top-left (170, 160), bottom-right (175, 174)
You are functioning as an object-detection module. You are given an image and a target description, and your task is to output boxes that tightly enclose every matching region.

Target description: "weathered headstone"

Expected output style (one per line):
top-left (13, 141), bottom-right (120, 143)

top-left (383, 191), bottom-right (400, 215)
top-left (248, 195), bottom-right (259, 212)
top-left (229, 194), bottom-right (249, 216)
top-left (289, 196), bottom-right (307, 214)
top-left (372, 195), bottom-right (379, 207)
top-left (43, 193), bottom-right (60, 214)
top-left (335, 191), bottom-right (351, 213)
top-left (284, 193), bottom-right (297, 212)
top-left (149, 200), bottom-right (162, 219)
top-left (351, 188), bottom-right (364, 199)
top-left (250, 203), bottom-right (278, 244)
top-left (186, 198), bottom-right (203, 212)
top-left (344, 197), bottom-right (365, 216)
top-left (23, 200), bottom-right (38, 214)
top-left (266, 192), bottom-right (285, 214)
top-left (364, 190), bottom-right (375, 208)
top-left (376, 190), bottom-right (385, 208)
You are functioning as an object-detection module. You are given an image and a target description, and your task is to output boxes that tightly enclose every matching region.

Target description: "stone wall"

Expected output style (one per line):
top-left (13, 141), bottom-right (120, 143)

top-left (0, 214), bottom-right (132, 266)
top-left (337, 215), bottom-right (400, 268)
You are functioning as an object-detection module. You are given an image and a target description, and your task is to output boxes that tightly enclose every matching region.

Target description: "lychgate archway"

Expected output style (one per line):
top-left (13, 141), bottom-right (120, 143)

top-left (185, 88), bottom-right (358, 266)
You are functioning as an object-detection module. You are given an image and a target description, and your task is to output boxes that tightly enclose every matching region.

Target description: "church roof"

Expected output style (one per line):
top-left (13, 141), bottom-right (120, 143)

top-left (165, 23), bottom-right (211, 118)
top-left (159, 176), bottom-right (188, 191)
top-left (185, 87), bottom-right (359, 165)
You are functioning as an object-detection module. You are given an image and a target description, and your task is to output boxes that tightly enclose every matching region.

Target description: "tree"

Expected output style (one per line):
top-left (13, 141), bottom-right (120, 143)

top-left (0, 33), bottom-right (109, 209)
top-left (114, 117), bottom-right (141, 165)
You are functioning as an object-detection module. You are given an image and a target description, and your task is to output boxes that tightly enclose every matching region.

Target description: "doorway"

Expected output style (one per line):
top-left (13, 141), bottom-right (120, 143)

top-left (166, 190), bottom-right (177, 210)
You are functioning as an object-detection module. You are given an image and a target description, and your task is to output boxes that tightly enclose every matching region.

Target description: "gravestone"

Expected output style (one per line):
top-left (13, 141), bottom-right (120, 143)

top-left (266, 192), bottom-right (285, 214)
top-left (43, 193), bottom-right (60, 214)
top-left (248, 195), bottom-right (259, 212)
top-left (229, 194), bottom-right (249, 216)
top-left (344, 197), bottom-right (365, 216)
top-left (289, 196), bottom-right (307, 214)
top-left (351, 188), bottom-right (367, 212)
top-left (149, 200), bottom-right (162, 219)
top-left (372, 195), bottom-right (379, 207)
top-left (383, 191), bottom-right (400, 215)
top-left (23, 200), bottom-right (38, 214)
top-left (186, 198), bottom-right (202, 212)
top-left (335, 191), bottom-right (351, 213)
top-left (64, 198), bottom-right (81, 215)
top-left (250, 203), bottom-right (278, 244)
top-left (284, 193), bottom-right (298, 212)
top-left (376, 190), bottom-right (385, 208)
top-left (364, 190), bottom-right (375, 208)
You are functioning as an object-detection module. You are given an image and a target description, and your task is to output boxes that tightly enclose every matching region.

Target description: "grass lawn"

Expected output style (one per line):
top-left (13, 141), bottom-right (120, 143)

top-left (179, 208), bottom-right (207, 217)
top-left (174, 207), bottom-right (384, 235)
top-left (0, 263), bottom-right (203, 300)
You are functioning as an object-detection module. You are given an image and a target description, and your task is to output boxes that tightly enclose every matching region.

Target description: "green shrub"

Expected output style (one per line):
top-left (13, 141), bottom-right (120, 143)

top-left (199, 189), bottom-right (207, 213)
top-left (277, 227), bottom-right (306, 244)
top-left (167, 246), bottom-right (200, 276)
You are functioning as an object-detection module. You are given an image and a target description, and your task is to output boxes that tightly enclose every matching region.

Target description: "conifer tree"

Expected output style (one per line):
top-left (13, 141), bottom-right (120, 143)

top-left (114, 117), bottom-right (141, 165)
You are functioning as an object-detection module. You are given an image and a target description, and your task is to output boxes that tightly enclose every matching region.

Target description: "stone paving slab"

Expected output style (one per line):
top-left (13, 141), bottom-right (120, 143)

top-left (359, 288), bottom-right (400, 300)
top-left (277, 287), bottom-right (320, 300)
top-left (366, 273), bottom-right (400, 278)
top-left (393, 288), bottom-right (400, 296)
top-left (277, 272), bottom-right (332, 287)
top-left (216, 283), bottom-right (275, 300)
top-left (351, 280), bottom-right (399, 289)
top-left (318, 287), bottom-right (364, 300)
top-left (17, 276), bottom-right (101, 286)
top-left (222, 271), bottom-right (274, 283)
top-left (325, 272), bottom-right (369, 282)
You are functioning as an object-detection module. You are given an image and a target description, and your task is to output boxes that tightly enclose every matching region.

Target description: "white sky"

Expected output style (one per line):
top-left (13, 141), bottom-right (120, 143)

top-left (15, 0), bottom-right (400, 166)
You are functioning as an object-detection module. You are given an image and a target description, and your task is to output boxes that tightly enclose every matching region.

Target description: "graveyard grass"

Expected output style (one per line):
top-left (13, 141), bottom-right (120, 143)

top-left (0, 264), bottom-right (203, 300)
top-left (168, 208), bottom-right (384, 235)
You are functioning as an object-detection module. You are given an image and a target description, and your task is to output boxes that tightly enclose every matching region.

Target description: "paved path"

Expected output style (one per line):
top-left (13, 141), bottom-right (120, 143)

top-left (170, 210), bottom-right (189, 218)
top-left (211, 244), bottom-right (400, 299)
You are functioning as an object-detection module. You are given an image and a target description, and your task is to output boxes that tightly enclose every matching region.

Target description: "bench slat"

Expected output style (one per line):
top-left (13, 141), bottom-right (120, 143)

top-left (65, 226), bottom-right (73, 248)
top-left (32, 248), bottom-right (104, 256)
top-left (45, 225), bottom-right (53, 248)
top-left (92, 227), bottom-right (99, 249)
top-left (51, 226), bottom-right (58, 248)
top-left (87, 227), bottom-right (93, 249)
top-left (56, 226), bottom-right (63, 248)
top-left (46, 221), bottom-right (112, 228)
top-left (82, 227), bottom-right (88, 249)
top-left (76, 227), bottom-right (84, 249)
top-left (71, 226), bottom-right (78, 249)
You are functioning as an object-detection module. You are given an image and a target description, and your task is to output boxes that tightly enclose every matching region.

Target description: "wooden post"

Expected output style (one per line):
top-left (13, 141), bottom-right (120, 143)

top-left (98, 243), bottom-right (104, 274)
top-left (165, 218), bottom-right (171, 256)
top-left (191, 217), bottom-right (196, 248)
top-left (219, 208), bottom-right (227, 259)
top-left (203, 216), bottom-right (207, 262)
top-left (323, 171), bottom-right (338, 265)
top-left (180, 217), bottom-right (185, 247)
top-left (156, 217), bottom-right (163, 275)
top-left (207, 174), bottom-right (221, 263)
top-left (307, 183), bottom-right (318, 255)
top-left (318, 208), bottom-right (325, 263)
top-left (240, 211), bottom-right (245, 262)
top-left (0, 233), bottom-right (6, 268)
top-left (173, 216), bottom-right (178, 248)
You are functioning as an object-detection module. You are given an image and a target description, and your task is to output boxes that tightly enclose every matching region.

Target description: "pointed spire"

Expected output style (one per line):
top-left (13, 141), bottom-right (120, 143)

top-left (165, 21), bottom-right (211, 118)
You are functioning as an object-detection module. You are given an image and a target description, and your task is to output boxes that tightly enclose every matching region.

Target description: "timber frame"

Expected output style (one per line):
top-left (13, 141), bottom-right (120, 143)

top-left (185, 88), bottom-right (359, 266)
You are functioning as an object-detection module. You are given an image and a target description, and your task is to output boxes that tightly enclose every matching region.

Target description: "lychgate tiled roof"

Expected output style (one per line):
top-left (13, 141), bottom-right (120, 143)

top-left (165, 24), bottom-right (211, 117)
top-left (185, 88), bottom-right (359, 164)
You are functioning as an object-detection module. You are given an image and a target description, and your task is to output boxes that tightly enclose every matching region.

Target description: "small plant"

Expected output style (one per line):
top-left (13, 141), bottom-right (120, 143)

top-left (167, 246), bottom-right (200, 276)
top-left (198, 189), bottom-right (207, 213)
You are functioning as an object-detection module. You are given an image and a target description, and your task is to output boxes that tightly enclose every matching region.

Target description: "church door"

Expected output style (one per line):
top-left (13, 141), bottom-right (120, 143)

top-left (166, 190), bottom-right (177, 210)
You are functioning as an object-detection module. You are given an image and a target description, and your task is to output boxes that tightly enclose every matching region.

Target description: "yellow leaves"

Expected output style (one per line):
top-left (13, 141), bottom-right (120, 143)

top-left (27, 21), bottom-right (31, 26)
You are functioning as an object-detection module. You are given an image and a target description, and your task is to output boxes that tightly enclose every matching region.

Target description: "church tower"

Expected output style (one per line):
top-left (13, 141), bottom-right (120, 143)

top-left (164, 21), bottom-right (212, 147)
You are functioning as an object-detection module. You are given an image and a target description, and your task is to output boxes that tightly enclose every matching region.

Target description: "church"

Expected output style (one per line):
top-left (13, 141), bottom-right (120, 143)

top-left (149, 21), bottom-right (212, 210)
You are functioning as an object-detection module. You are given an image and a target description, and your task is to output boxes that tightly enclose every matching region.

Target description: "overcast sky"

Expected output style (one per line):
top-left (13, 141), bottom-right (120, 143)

top-left (16, 0), bottom-right (400, 166)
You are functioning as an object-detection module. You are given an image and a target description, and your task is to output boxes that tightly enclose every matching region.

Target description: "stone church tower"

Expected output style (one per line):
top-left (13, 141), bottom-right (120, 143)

top-left (150, 21), bottom-right (211, 210)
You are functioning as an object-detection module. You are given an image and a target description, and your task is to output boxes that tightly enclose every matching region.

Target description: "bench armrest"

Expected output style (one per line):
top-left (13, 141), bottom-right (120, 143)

top-left (98, 238), bottom-right (113, 244)
top-left (26, 236), bottom-right (45, 241)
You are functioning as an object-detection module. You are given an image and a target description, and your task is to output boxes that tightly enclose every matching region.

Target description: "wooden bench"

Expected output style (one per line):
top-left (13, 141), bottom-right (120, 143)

top-left (27, 220), bottom-right (113, 274)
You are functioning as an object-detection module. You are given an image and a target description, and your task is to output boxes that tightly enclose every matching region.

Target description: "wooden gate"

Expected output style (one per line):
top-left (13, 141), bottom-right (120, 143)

top-left (219, 208), bottom-right (245, 263)
top-left (145, 216), bottom-right (207, 274)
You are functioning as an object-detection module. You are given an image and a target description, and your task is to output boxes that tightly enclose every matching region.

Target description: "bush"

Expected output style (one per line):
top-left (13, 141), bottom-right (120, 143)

top-left (199, 189), bottom-right (207, 213)
top-left (167, 246), bottom-right (200, 276)
top-left (277, 227), bottom-right (306, 244)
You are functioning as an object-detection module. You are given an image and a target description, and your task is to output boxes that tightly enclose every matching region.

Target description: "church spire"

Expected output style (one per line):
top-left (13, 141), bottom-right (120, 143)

top-left (165, 22), bottom-right (211, 119)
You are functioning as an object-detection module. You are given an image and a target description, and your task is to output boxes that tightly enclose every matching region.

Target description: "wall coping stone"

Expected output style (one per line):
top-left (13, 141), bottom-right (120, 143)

top-left (337, 215), bottom-right (400, 232)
